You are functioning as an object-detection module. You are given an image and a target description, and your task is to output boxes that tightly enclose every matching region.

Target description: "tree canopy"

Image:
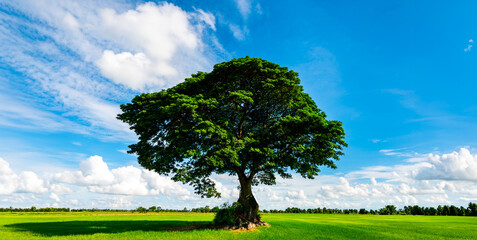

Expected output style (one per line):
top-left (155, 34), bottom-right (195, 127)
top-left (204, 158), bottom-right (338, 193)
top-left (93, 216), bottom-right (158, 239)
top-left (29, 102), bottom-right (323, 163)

top-left (118, 57), bottom-right (347, 224)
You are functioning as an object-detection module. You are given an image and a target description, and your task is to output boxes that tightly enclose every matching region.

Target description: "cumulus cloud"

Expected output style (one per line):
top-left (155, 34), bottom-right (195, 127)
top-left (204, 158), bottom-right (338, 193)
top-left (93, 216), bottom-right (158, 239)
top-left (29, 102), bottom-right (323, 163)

top-left (416, 148), bottom-right (477, 181)
top-left (55, 155), bottom-right (115, 185)
top-left (248, 148), bottom-right (477, 209)
top-left (0, 158), bottom-right (17, 194)
top-left (208, 178), bottom-right (239, 199)
top-left (4, 148), bottom-right (477, 209)
top-left (97, 51), bottom-right (162, 90)
top-left (267, 189), bottom-right (284, 201)
top-left (287, 189), bottom-right (307, 200)
top-left (96, 2), bottom-right (216, 90)
top-left (0, 157), bottom-right (48, 194)
top-left (0, 1), bottom-right (220, 139)
top-left (55, 155), bottom-right (191, 197)
top-left (49, 184), bottom-right (73, 194)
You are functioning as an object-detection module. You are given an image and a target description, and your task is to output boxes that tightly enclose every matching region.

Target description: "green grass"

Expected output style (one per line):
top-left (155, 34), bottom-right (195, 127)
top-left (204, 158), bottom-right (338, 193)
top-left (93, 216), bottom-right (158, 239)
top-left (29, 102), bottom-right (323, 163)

top-left (0, 212), bottom-right (476, 239)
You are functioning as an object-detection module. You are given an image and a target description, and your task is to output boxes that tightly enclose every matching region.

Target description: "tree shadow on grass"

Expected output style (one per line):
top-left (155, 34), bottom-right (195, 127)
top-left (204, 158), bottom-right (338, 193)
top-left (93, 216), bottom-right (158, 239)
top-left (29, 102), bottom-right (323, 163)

top-left (5, 220), bottom-right (211, 236)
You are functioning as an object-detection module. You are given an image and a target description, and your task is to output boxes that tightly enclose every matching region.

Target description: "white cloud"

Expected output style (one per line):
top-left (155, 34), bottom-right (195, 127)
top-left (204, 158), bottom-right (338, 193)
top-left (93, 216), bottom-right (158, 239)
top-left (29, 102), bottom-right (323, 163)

top-left (0, 0), bottom-right (220, 140)
top-left (228, 24), bottom-right (249, 41)
top-left (0, 93), bottom-right (88, 134)
top-left (96, 51), bottom-right (162, 91)
top-left (416, 148), bottom-right (477, 181)
top-left (97, 2), bottom-right (215, 90)
top-left (0, 158), bottom-right (17, 194)
top-left (0, 157), bottom-right (48, 194)
top-left (3, 148), bottom-right (477, 209)
top-left (379, 148), bottom-right (415, 157)
top-left (234, 0), bottom-right (252, 19)
top-left (17, 171), bottom-right (48, 194)
top-left (143, 170), bottom-right (191, 198)
top-left (90, 166), bottom-right (149, 195)
top-left (55, 155), bottom-right (191, 197)
top-left (209, 178), bottom-right (238, 199)
top-left (55, 155), bottom-right (115, 185)
top-left (49, 193), bottom-right (61, 202)
top-left (266, 189), bottom-right (284, 201)
top-left (287, 189), bottom-right (307, 200)
top-left (465, 39), bottom-right (474, 52)
top-left (49, 184), bottom-right (72, 194)
top-left (193, 9), bottom-right (216, 31)
top-left (106, 196), bottom-right (132, 208)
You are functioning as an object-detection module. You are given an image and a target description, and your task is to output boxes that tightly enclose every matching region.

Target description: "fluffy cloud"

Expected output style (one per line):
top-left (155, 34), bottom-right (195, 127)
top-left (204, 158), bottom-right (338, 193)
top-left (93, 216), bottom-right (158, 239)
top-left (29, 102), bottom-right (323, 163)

top-left (416, 148), bottom-right (477, 181)
top-left (0, 1), bottom-right (219, 140)
top-left (0, 157), bottom-right (48, 194)
top-left (96, 51), bottom-right (163, 90)
top-left (0, 158), bottom-right (17, 194)
top-left (209, 178), bottom-right (239, 199)
top-left (55, 155), bottom-right (191, 198)
top-left (287, 189), bottom-right (307, 200)
top-left (3, 148), bottom-right (477, 209)
top-left (55, 155), bottom-right (115, 185)
top-left (97, 2), bottom-right (215, 90)
top-left (244, 149), bottom-right (477, 209)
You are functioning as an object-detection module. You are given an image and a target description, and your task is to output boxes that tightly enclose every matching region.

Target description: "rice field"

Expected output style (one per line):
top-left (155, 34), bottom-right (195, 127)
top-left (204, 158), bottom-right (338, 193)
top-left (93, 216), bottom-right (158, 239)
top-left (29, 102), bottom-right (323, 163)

top-left (0, 212), bottom-right (476, 239)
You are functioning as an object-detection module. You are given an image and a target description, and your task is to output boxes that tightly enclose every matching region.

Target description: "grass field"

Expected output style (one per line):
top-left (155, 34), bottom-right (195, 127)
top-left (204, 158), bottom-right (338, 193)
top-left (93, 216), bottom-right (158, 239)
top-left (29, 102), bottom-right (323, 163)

top-left (0, 212), bottom-right (476, 239)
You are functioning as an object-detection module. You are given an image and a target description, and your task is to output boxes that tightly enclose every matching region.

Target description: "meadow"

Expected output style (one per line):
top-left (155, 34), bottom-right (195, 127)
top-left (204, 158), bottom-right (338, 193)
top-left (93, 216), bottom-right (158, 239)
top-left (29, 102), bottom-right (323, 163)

top-left (0, 212), bottom-right (476, 239)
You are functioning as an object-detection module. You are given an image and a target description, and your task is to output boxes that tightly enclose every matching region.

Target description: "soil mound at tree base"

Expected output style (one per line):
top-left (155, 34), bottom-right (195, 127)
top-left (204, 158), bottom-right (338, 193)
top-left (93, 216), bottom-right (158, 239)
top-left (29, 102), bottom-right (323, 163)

top-left (220, 221), bottom-right (271, 231)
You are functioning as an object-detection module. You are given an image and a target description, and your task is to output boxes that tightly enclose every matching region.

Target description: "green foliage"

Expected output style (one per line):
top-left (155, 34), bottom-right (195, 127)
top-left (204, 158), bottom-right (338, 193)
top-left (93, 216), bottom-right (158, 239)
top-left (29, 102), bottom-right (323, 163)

top-left (118, 57), bottom-right (347, 198)
top-left (136, 207), bottom-right (148, 213)
top-left (469, 202), bottom-right (477, 216)
top-left (213, 202), bottom-right (242, 226)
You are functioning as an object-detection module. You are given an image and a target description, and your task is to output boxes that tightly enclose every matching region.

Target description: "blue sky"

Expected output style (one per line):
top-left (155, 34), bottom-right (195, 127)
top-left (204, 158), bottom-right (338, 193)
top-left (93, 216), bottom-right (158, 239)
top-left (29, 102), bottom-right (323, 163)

top-left (1, 0), bottom-right (477, 210)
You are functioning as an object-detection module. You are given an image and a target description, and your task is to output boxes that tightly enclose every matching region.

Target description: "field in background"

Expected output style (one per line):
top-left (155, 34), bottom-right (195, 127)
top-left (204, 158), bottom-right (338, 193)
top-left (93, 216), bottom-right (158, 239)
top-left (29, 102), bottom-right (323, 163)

top-left (0, 212), bottom-right (476, 239)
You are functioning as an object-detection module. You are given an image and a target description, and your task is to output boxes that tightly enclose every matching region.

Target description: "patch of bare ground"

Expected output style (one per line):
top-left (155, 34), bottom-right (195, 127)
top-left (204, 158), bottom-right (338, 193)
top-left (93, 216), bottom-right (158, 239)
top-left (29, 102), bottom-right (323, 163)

top-left (221, 221), bottom-right (271, 231)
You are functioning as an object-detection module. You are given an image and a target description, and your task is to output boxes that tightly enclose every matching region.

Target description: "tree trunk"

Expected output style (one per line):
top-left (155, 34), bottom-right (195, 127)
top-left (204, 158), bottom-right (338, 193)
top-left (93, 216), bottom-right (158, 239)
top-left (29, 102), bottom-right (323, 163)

top-left (236, 179), bottom-right (260, 224)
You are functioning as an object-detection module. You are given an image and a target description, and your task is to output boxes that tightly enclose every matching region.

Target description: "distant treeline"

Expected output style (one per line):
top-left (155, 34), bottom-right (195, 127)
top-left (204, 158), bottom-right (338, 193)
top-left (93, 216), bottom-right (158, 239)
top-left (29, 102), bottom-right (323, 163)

top-left (263, 202), bottom-right (477, 216)
top-left (0, 207), bottom-right (130, 213)
top-left (1, 203), bottom-right (477, 216)
top-left (0, 206), bottom-right (212, 213)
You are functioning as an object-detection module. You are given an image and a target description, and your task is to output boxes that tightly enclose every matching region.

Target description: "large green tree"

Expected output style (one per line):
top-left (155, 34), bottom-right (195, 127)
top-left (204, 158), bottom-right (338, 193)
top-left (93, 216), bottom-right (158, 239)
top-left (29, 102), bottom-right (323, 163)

top-left (118, 57), bottom-right (346, 225)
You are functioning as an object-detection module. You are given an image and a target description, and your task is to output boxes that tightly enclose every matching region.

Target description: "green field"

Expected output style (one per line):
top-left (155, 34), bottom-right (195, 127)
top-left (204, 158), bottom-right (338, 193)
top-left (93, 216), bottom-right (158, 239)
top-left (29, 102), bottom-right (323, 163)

top-left (0, 212), bottom-right (476, 239)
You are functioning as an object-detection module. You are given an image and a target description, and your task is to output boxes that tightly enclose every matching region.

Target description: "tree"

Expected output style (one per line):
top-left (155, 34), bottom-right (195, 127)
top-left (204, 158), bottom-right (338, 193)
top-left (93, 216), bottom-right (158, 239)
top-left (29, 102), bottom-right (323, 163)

top-left (443, 205), bottom-right (450, 216)
top-left (468, 202), bottom-right (477, 216)
top-left (136, 206), bottom-right (147, 213)
top-left (118, 57), bottom-right (347, 225)
top-left (359, 208), bottom-right (368, 214)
